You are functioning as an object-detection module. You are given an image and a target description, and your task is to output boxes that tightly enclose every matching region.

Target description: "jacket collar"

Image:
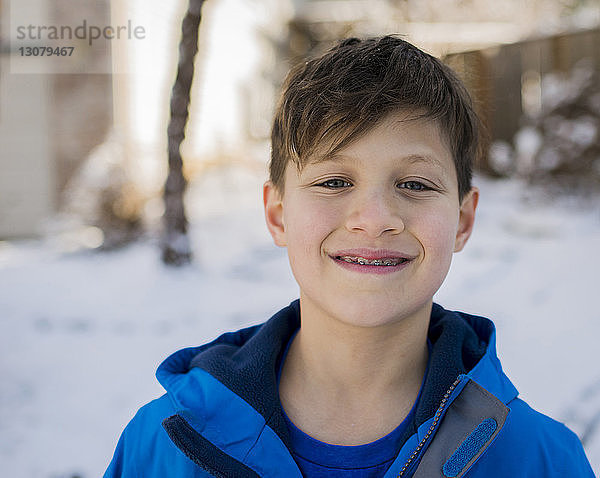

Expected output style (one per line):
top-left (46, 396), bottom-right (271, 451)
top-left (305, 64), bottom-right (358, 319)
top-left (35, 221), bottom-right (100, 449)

top-left (157, 301), bottom-right (301, 448)
top-left (418, 305), bottom-right (518, 423)
top-left (156, 301), bottom-right (518, 449)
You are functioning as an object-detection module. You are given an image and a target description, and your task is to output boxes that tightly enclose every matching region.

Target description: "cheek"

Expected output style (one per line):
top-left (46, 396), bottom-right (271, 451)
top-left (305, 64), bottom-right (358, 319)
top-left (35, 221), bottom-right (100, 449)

top-left (413, 207), bottom-right (459, 261)
top-left (284, 198), bottom-right (340, 246)
top-left (283, 198), bottom-right (341, 282)
top-left (407, 209), bottom-right (459, 299)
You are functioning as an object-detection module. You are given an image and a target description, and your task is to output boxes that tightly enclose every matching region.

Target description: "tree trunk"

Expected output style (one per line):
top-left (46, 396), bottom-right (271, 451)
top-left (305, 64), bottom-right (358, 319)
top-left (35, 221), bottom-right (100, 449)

top-left (162, 0), bottom-right (206, 265)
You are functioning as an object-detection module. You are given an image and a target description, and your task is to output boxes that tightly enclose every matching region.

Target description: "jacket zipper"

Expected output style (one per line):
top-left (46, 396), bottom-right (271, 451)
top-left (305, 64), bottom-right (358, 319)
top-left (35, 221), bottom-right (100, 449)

top-left (396, 376), bottom-right (463, 477)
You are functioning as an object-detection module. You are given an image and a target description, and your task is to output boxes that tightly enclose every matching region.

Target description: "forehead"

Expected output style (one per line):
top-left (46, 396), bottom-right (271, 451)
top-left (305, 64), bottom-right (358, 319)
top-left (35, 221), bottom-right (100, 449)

top-left (301, 112), bottom-right (454, 172)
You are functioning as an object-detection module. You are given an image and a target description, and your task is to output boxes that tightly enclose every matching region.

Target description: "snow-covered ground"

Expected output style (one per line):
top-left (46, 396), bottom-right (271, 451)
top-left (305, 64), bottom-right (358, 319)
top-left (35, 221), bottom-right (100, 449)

top-left (0, 170), bottom-right (599, 477)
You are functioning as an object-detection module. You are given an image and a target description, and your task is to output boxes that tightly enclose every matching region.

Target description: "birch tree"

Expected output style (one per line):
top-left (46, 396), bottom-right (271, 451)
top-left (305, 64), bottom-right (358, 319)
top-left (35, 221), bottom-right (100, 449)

top-left (162, 0), bottom-right (206, 265)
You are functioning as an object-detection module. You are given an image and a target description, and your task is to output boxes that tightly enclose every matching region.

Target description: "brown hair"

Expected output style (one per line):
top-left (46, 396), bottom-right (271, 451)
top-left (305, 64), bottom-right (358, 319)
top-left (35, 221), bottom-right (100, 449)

top-left (270, 35), bottom-right (481, 200)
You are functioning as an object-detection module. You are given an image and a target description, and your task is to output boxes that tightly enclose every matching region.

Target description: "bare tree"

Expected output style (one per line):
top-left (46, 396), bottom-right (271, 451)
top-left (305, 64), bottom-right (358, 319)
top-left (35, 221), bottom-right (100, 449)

top-left (162, 0), bottom-right (206, 265)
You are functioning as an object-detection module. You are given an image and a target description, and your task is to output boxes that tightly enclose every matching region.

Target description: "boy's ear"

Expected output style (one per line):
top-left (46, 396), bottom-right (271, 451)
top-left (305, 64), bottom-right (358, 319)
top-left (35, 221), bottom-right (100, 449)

top-left (454, 187), bottom-right (479, 252)
top-left (263, 181), bottom-right (287, 247)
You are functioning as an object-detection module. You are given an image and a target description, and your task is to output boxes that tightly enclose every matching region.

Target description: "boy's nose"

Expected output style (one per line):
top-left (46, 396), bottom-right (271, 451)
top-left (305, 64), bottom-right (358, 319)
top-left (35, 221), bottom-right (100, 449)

top-left (344, 190), bottom-right (405, 238)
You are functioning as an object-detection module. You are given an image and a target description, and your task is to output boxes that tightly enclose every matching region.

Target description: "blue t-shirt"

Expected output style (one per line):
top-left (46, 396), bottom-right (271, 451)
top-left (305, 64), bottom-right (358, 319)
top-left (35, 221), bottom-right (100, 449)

top-left (278, 332), bottom-right (428, 477)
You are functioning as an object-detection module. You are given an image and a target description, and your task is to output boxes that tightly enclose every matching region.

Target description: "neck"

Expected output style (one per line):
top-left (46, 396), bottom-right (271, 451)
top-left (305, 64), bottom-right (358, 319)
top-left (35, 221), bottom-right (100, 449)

top-left (279, 299), bottom-right (430, 445)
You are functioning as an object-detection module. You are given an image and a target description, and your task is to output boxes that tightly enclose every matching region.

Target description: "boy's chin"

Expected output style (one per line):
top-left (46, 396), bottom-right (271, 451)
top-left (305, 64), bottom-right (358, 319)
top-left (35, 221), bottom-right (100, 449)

top-left (321, 296), bottom-right (432, 330)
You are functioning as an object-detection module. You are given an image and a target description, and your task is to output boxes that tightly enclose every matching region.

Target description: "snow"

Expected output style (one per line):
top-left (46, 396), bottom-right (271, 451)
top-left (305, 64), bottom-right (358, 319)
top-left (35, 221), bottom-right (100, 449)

top-left (488, 140), bottom-right (513, 174)
top-left (540, 62), bottom-right (595, 112)
top-left (1, 172), bottom-right (599, 477)
top-left (514, 126), bottom-right (542, 175)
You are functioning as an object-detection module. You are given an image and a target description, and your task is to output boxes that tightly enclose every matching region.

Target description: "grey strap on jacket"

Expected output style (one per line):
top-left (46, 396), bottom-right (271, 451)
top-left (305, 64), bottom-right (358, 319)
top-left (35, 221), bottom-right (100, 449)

top-left (413, 379), bottom-right (509, 478)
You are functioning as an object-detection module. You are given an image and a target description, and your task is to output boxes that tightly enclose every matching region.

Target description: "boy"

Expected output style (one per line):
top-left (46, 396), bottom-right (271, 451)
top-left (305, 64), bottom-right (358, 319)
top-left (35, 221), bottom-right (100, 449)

top-left (105, 36), bottom-right (594, 477)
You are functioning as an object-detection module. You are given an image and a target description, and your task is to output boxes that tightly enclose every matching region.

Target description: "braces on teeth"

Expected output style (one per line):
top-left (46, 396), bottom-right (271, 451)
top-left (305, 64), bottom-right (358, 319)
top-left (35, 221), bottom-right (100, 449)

top-left (337, 256), bottom-right (403, 266)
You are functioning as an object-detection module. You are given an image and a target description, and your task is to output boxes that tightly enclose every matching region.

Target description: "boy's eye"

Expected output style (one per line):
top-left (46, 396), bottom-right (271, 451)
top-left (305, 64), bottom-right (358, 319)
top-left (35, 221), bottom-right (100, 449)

top-left (397, 180), bottom-right (431, 191)
top-left (317, 178), bottom-right (352, 189)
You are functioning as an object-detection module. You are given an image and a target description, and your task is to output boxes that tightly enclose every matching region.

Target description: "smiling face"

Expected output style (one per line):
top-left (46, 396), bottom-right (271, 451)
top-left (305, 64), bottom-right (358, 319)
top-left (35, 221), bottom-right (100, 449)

top-left (264, 111), bottom-right (478, 329)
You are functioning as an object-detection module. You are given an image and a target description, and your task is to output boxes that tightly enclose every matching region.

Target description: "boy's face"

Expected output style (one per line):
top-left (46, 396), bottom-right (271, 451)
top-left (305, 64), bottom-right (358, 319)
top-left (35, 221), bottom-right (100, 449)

top-left (264, 111), bottom-right (478, 329)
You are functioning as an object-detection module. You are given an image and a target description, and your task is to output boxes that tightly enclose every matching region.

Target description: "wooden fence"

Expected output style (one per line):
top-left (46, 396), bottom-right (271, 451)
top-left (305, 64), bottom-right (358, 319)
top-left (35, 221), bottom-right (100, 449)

top-left (444, 27), bottom-right (600, 172)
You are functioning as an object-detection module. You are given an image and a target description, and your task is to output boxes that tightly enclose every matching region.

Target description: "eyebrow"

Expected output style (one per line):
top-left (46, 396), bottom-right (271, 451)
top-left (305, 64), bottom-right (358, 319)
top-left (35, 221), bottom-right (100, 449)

top-left (403, 153), bottom-right (447, 169)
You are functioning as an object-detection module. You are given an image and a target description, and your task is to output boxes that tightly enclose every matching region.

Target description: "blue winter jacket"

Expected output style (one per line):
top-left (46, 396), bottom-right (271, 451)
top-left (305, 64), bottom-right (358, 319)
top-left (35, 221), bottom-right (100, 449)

top-left (104, 301), bottom-right (595, 477)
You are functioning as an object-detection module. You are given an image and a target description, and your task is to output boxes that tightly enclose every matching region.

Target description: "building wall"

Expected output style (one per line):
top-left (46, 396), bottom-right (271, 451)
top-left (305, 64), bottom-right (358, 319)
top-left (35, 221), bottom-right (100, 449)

top-left (0, 64), bottom-right (54, 238)
top-left (0, 0), bottom-right (54, 238)
top-left (0, 0), bottom-right (112, 238)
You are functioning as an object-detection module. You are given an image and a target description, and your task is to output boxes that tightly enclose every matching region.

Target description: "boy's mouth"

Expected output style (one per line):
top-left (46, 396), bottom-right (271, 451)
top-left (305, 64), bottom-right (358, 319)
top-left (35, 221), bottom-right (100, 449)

top-left (334, 256), bottom-right (408, 266)
top-left (328, 249), bottom-right (416, 273)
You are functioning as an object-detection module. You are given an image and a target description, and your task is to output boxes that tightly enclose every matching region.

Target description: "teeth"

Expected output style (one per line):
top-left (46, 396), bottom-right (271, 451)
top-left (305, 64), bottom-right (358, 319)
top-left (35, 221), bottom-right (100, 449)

top-left (338, 256), bottom-right (404, 266)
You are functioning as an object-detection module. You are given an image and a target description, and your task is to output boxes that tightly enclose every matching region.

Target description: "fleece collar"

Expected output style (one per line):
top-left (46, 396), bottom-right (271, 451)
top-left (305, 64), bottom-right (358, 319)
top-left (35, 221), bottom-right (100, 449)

top-left (156, 301), bottom-right (518, 450)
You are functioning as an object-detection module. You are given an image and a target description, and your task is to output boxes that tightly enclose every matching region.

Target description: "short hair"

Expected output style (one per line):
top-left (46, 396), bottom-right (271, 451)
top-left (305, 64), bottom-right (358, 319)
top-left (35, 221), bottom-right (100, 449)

top-left (270, 35), bottom-right (481, 200)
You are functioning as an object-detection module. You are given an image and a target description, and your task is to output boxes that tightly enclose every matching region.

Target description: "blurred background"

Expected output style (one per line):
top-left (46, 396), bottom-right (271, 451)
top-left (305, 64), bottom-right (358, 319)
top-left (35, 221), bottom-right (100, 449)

top-left (1, 0), bottom-right (599, 476)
